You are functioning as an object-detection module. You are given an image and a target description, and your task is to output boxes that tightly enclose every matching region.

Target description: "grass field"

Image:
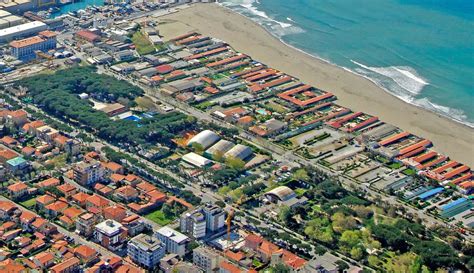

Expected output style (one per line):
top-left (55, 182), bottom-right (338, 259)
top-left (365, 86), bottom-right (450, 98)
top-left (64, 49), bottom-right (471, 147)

top-left (20, 198), bottom-right (36, 208)
top-left (145, 209), bottom-right (175, 226)
top-left (132, 31), bottom-right (156, 55)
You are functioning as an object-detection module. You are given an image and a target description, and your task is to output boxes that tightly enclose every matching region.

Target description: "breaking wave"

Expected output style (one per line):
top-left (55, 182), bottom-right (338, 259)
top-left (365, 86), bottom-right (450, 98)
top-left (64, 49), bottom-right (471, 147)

top-left (219, 0), bottom-right (305, 37)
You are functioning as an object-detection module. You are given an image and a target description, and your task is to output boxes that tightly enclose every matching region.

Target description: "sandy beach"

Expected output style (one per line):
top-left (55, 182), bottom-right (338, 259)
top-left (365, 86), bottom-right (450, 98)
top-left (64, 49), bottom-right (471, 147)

top-left (156, 3), bottom-right (474, 166)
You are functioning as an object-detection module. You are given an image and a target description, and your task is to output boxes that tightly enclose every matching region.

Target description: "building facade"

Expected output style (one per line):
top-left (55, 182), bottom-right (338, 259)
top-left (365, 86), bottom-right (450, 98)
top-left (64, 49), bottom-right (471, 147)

top-left (10, 30), bottom-right (57, 61)
top-left (155, 226), bottom-right (189, 257)
top-left (127, 234), bottom-right (166, 269)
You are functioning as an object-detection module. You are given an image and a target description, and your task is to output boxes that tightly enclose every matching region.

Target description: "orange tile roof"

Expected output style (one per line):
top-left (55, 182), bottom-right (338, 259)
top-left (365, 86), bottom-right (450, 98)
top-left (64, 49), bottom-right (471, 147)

top-left (34, 251), bottom-right (54, 266)
top-left (225, 250), bottom-right (245, 262)
top-left (7, 182), bottom-right (27, 192)
top-left (39, 30), bottom-right (57, 38)
top-left (0, 258), bottom-right (26, 273)
top-left (38, 177), bottom-right (60, 188)
top-left (62, 207), bottom-right (83, 219)
top-left (59, 215), bottom-right (74, 226)
top-left (50, 257), bottom-right (80, 273)
top-left (110, 173), bottom-right (126, 183)
top-left (36, 194), bottom-right (55, 205)
top-left (1, 136), bottom-right (17, 145)
top-left (104, 161), bottom-right (123, 172)
top-left (57, 183), bottom-right (76, 194)
top-left (116, 185), bottom-right (138, 197)
top-left (86, 195), bottom-right (110, 208)
top-left (8, 110), bottom-right (27, 118)
top-left (22, 120), bottom-right (45, 131)
top-left (22, 146), bottom-right (36, 155)
top-left (54, 135), bottom-right (70, 146)
top-left (0, 148), bottom-right (18, 160)
top-left (74, 245), bottom-right (97, 259)
top-left (103, 205), bottom-right (126, 220)
top-left (31, 217), bottom-right (47, 228)
top-left (20, 210), bottom-right (36, 223)
top-left (45, 201), bottom-right (68, 212)
top-left (219, 261), bottom-right (242, 273)
top-left (10, 36), bottom-right (46, 48)
top-left (136, 181), bottom-right (156, 193)
top-left (0, 200), bottom-right (17, 212)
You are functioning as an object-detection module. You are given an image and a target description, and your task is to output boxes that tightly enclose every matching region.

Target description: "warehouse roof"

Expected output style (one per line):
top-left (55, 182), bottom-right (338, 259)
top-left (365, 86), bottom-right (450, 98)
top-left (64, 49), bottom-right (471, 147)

top-left (182, 152), bottom-right (212, 168)
top-left (187, 130), bottom-right (220, 149)
top-left (224, 144), bottom-right (252, 161)
top-left (265, 186), bottom-right (297, 202)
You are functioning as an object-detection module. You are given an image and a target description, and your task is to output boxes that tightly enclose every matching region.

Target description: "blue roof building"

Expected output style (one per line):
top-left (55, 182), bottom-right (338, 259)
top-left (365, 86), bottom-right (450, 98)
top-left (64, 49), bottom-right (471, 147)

top-left (417, 187), bottom-right (444, 200)
top-left (440, 197), bottom-right (474, 219)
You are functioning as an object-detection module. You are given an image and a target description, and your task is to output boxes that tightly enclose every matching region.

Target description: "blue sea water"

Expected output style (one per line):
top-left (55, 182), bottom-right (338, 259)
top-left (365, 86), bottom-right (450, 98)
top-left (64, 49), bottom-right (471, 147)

top-left (53, 0), bottom-right (104, 15)
top-left (219, 0), bottom-right (474, 127)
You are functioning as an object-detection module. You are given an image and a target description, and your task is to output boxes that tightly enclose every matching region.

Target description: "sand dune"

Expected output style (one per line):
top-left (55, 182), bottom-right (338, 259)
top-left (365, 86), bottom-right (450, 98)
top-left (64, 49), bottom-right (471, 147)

top-left (156, 3), bottom-right (474, 166)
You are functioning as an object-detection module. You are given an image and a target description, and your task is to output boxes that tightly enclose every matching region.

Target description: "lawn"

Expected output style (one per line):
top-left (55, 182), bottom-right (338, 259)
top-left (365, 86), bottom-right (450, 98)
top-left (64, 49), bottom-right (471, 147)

top-left (132, 31), bottom-right (156, 55)
top-left (20, 198), bottom-right (36, 208)
top-left (388, 162), bottom-right (403, 169)
top-left (402, 168), bottom-right (416, 176)
top-left (145, 209), bottom-right (175, 226)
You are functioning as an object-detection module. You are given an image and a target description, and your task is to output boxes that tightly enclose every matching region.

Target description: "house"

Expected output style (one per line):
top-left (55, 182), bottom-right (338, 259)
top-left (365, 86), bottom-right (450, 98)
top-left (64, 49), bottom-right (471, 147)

top-left (44, 201), bottom-right (68, 218)
top-left (103, 205), bottom-right (127, 222)
top-left (37, 177), bottom-right (60, 188)
top-left (74, 245), bottom-right (98, 264)
top-left (32, 217), bottom-right (57, 235)
top-left (76, 213), bottom-right (98, 237)
top-left (19, 210), bottom-right (36, 231)
top-left (7, 182), bottom-right (28, 199)
top-left (86, 195), bottom-right (110, 212)
top-left (103, 161), bottom-right (124, 175)
top-left (0, 136), bottom-right (18, 147)
top-left (36, 194), bottom-right (55, 211)
top-left (57, 183), bottom-right (78, 198)
top-left (32, 252), bottom-right (55, 269)
top-left (0, 201), bottom-right (18, 220)
top-left (71, 192), bottom-right (91, 207)
top-left (114, 185), bottom-right (139, 203)
top-left (50, 257), bottom-right (80, 273)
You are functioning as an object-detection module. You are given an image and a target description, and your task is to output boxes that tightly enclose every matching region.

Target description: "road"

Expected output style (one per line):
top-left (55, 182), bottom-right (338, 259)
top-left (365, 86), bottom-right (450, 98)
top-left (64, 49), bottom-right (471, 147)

top-left (100, 67), bottom-right (459, 237)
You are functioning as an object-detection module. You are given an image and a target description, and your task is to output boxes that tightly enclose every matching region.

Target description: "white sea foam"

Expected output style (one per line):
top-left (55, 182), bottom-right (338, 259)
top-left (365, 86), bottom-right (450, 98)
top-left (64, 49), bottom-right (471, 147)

top-left (287, 17), bottom-right (295, 22)
top-left (220, 0), bottom-right (304, 37)
top-left (349, 60), bottom-right (474, 128)
top-left (351, 60), bottom-right (428, 95)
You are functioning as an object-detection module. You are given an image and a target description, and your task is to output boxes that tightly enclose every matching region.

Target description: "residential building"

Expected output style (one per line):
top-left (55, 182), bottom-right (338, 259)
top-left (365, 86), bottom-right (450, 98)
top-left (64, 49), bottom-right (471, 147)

top-left (73, 160), bottom-right (104, 186)
top-left (75, 213), bottom-right (98, 237)
top-left (50, 257), bottom-right (80, 273)
top-left (180, 209), bottom-right (206, 239)
top-left (203, 203), bottom-right (226, 233)
top-left (94, 220), bottom-right (127, 251)
top-left (6, 181), bottom-right (28, 199)
top-left (127, 233), bottom-right (166, 269)
top-left (155, 226), bottom-right (189, 257)
top-left (193, 247), bottom-right (221, 273)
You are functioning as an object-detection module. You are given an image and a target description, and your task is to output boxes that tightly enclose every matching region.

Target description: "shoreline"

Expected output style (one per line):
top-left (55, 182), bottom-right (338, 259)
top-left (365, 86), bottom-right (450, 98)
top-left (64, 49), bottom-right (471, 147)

top-left (217, 3), bottom-right (474, 130)
top-left (156, 3), bottom-right (474, 166)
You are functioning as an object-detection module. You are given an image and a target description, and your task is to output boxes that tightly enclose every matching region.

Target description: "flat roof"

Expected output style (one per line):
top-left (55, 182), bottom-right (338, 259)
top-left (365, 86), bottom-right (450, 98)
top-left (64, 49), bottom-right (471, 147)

top-left (156, 226), bottom-right (189, 244)
top-left (0, 21), bottom-right (47, 37)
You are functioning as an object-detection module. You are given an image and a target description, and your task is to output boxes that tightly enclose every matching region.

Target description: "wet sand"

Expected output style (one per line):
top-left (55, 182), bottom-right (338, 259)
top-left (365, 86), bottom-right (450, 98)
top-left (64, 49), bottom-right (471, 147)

top-left (156, 3), bottom-right (474, 166)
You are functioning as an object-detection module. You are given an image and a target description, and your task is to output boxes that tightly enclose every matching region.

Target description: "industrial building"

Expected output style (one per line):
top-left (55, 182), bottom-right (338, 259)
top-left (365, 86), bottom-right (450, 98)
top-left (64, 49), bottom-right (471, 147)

top-left (9, 30), bottom-right (57, 60)
top-left (224, 144), bottom-right (252, 161)
top-left (187, 130), bottom-right (220, 150)
top-left (204, 139), bottom-right (234, 159)
top-left (182, 152), bottom-right (213, 168)
top-left (0, 21), bottom-right (47, 43)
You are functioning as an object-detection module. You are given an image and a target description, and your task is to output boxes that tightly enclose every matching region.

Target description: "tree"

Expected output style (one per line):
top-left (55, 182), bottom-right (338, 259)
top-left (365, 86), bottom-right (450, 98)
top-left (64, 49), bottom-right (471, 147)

top-left (331, 212), bottom-right (357, 233)
top-left (350, 247), bottom-right (364, 260)
top-left (273, 263), bottom-right (291, 273)
top-left (215, 200), bottom-right (225, 208)
top-left (225, 156), bottom-right (245, 170)
top-left (191, 142), bottom-right (204, 154)
top-left (412, 241), bottom-right (459, 269)
top-left (292, 168), bottom-right (309, 181)
top-left (304, 217), bottom-right (334, 243)
top-left (213, 150), bottom-right (224, 162)
top-left (278, 205), bottom-right (292, 225)
top-left (335, 260), bottom-right (349, 272)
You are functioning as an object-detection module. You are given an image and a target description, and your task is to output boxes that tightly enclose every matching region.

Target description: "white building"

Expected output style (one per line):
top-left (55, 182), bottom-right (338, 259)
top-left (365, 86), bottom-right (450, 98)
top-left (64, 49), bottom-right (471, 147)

top-left (127, 234), bottom-right (166, 269)
top-left (182, 152), bottom-right (212, 168)
top-left (203, 204), bottom-right (225, 233)
top-left (94, 220), bottom-right (127, 251)
top-left (193, 247), bottom-right (221, 273)
top-left (180, 210), bottom-right (206, 239)
top-left (0, 21), bottom-right (47, 43)
top-left (155, 226), bottom-right (189, 257)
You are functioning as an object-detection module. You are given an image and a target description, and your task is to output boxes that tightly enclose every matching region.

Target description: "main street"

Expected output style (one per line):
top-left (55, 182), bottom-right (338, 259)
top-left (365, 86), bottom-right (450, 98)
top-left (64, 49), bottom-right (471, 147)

top-left (100, 66), bottom-right (458, 237)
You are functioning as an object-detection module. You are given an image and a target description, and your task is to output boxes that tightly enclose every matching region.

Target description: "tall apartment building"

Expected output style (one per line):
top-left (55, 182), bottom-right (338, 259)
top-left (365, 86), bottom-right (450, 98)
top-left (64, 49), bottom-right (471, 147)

top-left (9, 30), bottom-right (57, 61)
top-left (127, 234), bottom-right (166, 269)
top-left (94, 220), bottom-right (127, 251)
top-left (155, 226), bottom-right (189, 257)
top-left (75, 213), bottom-right (98, 237)
top-left (203, 203), bottom-right (225, 233)
top-left (180, 209), bottom-right (206, 239)
top-left (73, 160), bottom-right (104, 186)
top-left (192, 246), bottom-right (221, 273)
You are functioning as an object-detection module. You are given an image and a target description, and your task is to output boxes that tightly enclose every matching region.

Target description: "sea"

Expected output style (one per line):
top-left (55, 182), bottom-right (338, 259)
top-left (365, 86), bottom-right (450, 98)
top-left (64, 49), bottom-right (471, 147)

top-left (218, 0), bottom-right (474, 128)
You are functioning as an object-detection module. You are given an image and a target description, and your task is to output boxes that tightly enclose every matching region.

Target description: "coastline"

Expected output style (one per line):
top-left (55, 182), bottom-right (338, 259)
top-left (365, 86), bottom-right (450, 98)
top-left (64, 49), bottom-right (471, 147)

top-left (156, 3), bottom-right (474, 166)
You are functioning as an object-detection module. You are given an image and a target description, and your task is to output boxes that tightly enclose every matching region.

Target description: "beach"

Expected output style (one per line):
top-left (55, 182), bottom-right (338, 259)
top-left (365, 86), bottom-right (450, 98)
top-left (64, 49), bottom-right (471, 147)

top-left (156, 3), bottom-right (474, 166)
